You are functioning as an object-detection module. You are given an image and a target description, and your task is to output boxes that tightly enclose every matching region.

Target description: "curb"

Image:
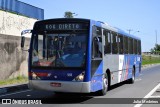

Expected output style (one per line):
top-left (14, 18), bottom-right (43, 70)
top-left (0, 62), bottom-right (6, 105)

top-left (142, 63), bottom-right (160, 69)
top-left (0, 84), bottom-right (28, 95)
top-left (0, 64), bottom-right (160, 96)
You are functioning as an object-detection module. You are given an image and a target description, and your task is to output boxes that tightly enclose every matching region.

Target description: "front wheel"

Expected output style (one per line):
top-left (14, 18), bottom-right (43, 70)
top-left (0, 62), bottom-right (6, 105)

top-left (99, 73), bottom-right (109, 95)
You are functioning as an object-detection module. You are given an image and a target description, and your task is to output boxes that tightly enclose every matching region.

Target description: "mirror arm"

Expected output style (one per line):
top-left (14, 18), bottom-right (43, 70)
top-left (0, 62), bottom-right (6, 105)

top-left (21, 48), bottom-right (30, 52)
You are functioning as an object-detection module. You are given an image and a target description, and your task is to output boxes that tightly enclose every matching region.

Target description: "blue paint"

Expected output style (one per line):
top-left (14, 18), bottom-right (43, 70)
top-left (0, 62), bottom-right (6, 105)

top-left (121, 55), bottom-right (142, 81)
top-left (84, 20), bottom-right (92, 82)
top-left (31, 69), bottom-right (84, 81)
top-left (90, 61), bottom-right (103, 92)
top-left (0, 0), bottom-right (44, 20)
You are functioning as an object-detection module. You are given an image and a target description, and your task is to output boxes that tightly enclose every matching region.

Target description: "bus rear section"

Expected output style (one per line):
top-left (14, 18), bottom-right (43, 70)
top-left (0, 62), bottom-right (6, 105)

top-left (28, 19), bottom-right (92, 93)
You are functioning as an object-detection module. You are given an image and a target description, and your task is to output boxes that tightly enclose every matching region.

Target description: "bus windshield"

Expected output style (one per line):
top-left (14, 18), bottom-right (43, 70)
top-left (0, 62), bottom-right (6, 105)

top-left (32, 33), bottom-right (87, 68)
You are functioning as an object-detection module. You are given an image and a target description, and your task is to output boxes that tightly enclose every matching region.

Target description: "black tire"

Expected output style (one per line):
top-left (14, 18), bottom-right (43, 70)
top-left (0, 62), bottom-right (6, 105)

top-left (99, 73), bottom-right (109, 95)
top-left (54, 92), bottom-right (64, 96)
top-left (128, 68), bottom-right (135, 84)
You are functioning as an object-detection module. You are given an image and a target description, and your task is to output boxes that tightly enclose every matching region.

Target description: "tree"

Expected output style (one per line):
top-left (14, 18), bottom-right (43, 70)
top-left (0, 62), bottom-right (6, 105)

top-left (64, 11), bottom-right (74, 18)
top-left (150, 44), bottom-right (160, 54)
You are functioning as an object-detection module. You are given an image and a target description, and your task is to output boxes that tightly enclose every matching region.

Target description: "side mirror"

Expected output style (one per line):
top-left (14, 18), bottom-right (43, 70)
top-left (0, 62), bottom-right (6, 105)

top-left (21, 29), bottom-right (32, 51)
top-left (21, 29), bottom-right (32, 36)
top-left (21, 36), bottom-right (25, 48)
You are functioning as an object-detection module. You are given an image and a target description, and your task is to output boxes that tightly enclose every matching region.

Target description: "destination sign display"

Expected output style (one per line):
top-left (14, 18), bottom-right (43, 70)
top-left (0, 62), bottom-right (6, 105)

top-left (45, 23), bottom-right (87, 30)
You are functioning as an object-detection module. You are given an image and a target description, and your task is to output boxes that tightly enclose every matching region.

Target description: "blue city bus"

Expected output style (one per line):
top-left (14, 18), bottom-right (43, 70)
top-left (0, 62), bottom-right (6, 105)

top-left (21, 18), bottom-right (141, 95)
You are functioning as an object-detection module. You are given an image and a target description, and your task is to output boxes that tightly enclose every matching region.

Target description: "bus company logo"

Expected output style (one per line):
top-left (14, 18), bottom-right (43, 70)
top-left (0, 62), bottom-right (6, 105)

top-left (54, 75), bottom-right (57, 79)
top-left (67, 73), bottom-right (72, 77)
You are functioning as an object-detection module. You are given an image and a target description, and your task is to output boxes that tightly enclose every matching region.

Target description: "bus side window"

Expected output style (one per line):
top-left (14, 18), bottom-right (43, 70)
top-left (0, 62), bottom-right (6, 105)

top-left (104, 30), bottom-right (111, 54)
top-left (140, 41), bottom-right (141, 54)
top-left (112, 32), bottom-right (118, 54)
top-left (137, 40), bottom-right (141, 55)
top-left (133, 39), bottom-right (138, 54)
top-left (118, 34), bottom-right (124, 54)
top-left (128, 37), bottom-right (133, 54)
top-left (92, 26), bottom-right (102, 58)
top-left (124, 36), bottom-right (128, 54)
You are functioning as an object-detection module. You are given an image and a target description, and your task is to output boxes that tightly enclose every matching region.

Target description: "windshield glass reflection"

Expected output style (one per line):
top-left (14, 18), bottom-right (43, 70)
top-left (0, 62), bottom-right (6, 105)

top-left (32, 33), bottom-right (87, 68)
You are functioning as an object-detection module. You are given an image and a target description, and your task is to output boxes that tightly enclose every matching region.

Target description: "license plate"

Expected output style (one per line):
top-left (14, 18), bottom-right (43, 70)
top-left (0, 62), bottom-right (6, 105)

top-left (50, 82), bottom-right (61, 87)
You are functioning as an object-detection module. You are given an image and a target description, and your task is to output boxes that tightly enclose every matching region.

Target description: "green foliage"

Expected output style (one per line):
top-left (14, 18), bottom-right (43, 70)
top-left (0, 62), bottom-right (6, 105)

top-left (150, 44), bottom-right (160, 54)
top-left (0, 76), bottom-right (28, 86)
top-left (142, 55), bottom-right (160, 65)
top-left (64, 11), bottom-right (74, 18)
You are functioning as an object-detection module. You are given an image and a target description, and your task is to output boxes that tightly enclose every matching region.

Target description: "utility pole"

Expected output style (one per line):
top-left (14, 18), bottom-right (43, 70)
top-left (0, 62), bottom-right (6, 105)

top-left (155, 30), bottom-right (157, 45)
top-left (155, 30), bottom-right (158, 55)
top-left (133, 31), bottom-right (140, 35)
top-left (127, 29), bottom-right (133, 34)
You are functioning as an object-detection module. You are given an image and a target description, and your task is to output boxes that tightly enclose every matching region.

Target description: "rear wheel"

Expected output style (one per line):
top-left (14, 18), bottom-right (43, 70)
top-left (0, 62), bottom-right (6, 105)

top-left (128, 68), bottom-right (135, 84)
top-left (99, 73), bottom-right (109, 95)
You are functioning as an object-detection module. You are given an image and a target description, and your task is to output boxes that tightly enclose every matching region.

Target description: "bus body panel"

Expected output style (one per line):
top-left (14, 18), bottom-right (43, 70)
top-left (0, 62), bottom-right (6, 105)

top-left (90, 60), bottom-right (103, 92)
top-left (103, 55), bottom-right (119, 85)
top-left (89, 20), bottom-right (104, 92)
top-left (30, 69), bottom-right (84, 81)
top-left (135, 55), bottom-right (141, 76)
top-left (25, 18), bottom-right (141, 94)
top-left (83, 20), bottom-right (92, 82)
top-left (28, 80), bottom-right (90, 93)
top-left (103, 54), bottom-right (141, 85)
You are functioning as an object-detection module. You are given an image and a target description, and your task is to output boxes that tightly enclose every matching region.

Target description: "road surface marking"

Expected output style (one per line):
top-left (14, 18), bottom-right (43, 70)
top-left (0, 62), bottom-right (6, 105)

top-left (0, 90), bottom-right (31, 97)
top-left (149, 96), bottom-right (160, 98)
top-left (134, 83), bottom-right (160, 107)
top-left (135, 78), bottom-right (142, 82)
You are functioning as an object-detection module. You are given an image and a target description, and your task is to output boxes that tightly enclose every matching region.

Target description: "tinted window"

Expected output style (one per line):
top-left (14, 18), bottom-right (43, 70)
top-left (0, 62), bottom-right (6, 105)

top-left (124, 36), bottom-right (128, 54)
top-left (137, 40), bottom-right (141, 55)
top-left (104, 29), bottom-right (111, 54)
top-left (32, 33), bottom-right (87, 67)
top-left (134, 39), bottom-right (138, 54)
top-left (112, 32), bottom-right (118, 54)
top-left (92, 26), bottom-right (102, 58)
top-left (128, 38), bottom-right (133, 54)
top-left (118, 34), bottom-right (124, 54)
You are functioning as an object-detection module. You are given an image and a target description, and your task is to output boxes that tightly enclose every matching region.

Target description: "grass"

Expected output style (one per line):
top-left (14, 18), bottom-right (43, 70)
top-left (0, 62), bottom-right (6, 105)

top-left (142, 55), bottom-right (160, 65)
top-left (0, 76), bottom-right (28, 86)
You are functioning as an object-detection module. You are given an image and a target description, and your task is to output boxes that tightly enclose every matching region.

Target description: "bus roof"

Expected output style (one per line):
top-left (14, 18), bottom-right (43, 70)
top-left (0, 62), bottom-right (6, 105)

top-left (34, 18), bottom-right (140, 40)
top-left (90, 19), bottom-right (141, 40)
top-left (35, 18), bottom-right (90, 24)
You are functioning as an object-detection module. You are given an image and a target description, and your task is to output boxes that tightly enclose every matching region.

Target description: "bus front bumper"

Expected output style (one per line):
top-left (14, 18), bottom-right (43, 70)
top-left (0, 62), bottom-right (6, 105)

top-left (28, 80), bottom-right (91, 93)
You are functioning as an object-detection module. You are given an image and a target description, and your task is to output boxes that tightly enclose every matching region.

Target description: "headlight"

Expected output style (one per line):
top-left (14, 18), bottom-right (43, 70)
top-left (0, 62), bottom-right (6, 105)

top-left (30, 72), bottom-right (50, 80)
top-left (73, 71), bottom-right (85, 82)
top-left (30, 72), bottom-right (40, 80)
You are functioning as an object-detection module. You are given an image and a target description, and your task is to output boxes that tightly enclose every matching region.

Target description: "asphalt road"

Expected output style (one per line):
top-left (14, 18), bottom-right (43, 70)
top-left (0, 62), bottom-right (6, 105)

top-left (0, 64), bottom-right (160, 107)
